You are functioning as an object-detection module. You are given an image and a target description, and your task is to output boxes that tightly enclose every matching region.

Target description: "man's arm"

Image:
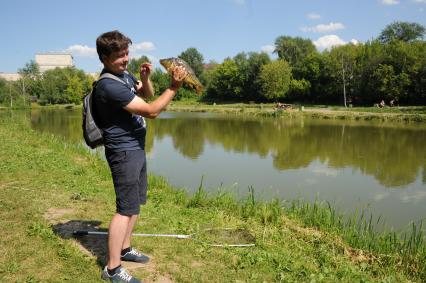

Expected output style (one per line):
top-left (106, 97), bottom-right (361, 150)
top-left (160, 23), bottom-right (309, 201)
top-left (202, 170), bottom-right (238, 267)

top-left (125, 66), bottom-right (186, 119)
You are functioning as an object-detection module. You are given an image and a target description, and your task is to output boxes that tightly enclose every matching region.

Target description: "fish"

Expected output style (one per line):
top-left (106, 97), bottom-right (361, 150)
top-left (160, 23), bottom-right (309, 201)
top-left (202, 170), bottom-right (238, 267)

top-left (159, 57), bottom-right (203, 94)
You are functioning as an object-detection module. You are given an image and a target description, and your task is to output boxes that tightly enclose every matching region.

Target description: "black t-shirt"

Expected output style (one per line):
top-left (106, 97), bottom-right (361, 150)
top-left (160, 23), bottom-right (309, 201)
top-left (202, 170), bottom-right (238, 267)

top-left (93, 69), bottom-right (146, 151)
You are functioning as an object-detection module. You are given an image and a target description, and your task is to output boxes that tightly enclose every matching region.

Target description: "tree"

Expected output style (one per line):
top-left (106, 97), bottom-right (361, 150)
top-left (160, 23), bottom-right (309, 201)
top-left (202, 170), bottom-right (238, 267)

top-left (18, 60), bottom-right (40, 79)
top-left (274, 36), bottom-right (316, 67)
top-left (178, 47), bottom-right (204, 78)
top-left (150, 68), bottom-right (169, 95)
top-left (127, 56), bottom-right (151, 77)
top-left (371, 64), bottom-right (410, 102)
top-left (0, 78), bottom-right (7, 104)
top-left (329, 44), bottom-right (360, 107)
top-left (18, 60), bottom-right (42, 107)
top-left (292, 52), bottom-right (323, 101)
top-left (379, 21), bottom-right (425, 43)
top-left (243, 52), bottom-right (271, 100)
top-left (257, 60), bottom-right (292, 101)
top-left (206, 59), bottom-right (243, 100)
top-left (38, 67), bottom-right (92, 105)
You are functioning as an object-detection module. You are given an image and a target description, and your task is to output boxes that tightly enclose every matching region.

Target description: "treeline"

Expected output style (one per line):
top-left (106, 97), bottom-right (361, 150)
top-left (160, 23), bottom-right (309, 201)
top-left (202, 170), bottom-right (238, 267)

top-left (0, 21), bottom-right (424, 107)
top-left (197, 21), bottom-right (425, 106)
top-left (0, 62), bottom-right (93, 107)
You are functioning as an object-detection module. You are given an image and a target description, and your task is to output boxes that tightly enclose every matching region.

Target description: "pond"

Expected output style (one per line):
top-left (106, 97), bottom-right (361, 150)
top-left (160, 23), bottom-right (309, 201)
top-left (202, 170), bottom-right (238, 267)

top-left (26, 108), bottom-right (426, 231)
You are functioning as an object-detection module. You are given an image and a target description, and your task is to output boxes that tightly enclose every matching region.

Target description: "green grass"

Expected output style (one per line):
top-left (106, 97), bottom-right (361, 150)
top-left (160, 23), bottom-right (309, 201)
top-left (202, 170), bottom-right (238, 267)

top-left (166, 101), bottom-right (426, 122)
top-left (0, 115), bottom-right (425, 282)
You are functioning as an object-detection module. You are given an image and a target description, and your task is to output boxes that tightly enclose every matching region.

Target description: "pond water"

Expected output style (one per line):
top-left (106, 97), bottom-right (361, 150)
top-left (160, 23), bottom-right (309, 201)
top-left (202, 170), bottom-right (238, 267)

top-left (25, 108), bottom-right (426, 231)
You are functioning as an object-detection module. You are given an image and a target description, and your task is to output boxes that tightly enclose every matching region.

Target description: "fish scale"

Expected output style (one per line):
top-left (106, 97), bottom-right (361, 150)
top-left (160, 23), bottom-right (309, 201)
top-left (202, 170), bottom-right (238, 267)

top-left (160, 57), bottom-right (204, 94)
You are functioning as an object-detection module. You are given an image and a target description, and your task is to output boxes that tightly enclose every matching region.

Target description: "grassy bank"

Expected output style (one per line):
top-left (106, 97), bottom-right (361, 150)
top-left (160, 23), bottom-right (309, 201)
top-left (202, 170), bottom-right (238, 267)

top-left (166, 102), bottom-right (426, 123)
top-left (0, 116), bottom-right (425, 282)
top-left (5, 102), bottom-right (426, 122)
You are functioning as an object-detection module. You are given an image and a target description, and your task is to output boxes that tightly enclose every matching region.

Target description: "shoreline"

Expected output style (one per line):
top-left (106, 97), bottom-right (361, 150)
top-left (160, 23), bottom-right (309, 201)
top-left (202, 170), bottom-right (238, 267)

top-left (2, 102), bottom-right (425, 123)
top-left (166, 103), bottom-right (426, 123)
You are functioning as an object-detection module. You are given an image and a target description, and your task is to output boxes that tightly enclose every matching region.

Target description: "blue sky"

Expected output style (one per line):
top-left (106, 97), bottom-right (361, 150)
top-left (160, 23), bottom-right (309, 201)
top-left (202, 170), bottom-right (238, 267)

top-left (1, 0), bottom-right (425, 73)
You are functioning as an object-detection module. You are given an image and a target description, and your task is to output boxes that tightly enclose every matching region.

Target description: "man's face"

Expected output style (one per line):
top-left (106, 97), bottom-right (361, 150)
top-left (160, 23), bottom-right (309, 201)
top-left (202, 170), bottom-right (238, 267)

top-left (103, 48), bottom-right (129, 73)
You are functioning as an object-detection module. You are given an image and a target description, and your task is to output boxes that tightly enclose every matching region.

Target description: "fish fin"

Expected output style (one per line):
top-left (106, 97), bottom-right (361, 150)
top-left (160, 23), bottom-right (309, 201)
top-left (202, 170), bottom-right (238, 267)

top-left (195, 85), bottom-right (203, 95)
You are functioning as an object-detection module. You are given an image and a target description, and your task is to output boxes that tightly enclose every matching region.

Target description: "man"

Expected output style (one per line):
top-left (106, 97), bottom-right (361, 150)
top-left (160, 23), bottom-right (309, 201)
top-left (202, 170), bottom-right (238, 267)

top-left (94, 30), bottom-right (187, 283)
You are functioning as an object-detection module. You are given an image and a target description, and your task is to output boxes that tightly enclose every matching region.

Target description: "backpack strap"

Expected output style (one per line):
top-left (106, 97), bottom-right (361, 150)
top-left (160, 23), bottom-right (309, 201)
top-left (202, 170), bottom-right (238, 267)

top-left (97, 73), bottom-right (126, 85)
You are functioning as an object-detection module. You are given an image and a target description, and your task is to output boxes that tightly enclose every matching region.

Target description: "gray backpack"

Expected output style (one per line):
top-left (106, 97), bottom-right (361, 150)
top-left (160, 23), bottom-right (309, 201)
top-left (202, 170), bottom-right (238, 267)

top-left (82, 73), bottom-right (126, 148)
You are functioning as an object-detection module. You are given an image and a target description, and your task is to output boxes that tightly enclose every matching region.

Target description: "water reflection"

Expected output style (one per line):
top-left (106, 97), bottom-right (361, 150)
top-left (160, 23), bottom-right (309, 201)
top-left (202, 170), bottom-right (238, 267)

top-left (27, 109), bottom-right (426, 189)
top-left (31, 108), bottom-right (83, 142)
top-left (149, 113), bottom-right (425, 188)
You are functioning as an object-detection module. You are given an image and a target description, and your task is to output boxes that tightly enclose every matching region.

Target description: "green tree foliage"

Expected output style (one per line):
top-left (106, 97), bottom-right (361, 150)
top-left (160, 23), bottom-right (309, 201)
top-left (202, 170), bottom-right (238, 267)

top-left (257, 60), bottom-right (292, 100)
top-left (178, 47), bottom-right (204, 78)
top-left (128, 56), bottom-right (151, 77)
top-left (288, 79), bottom-right (311, 101)
top-left (38, 67), bottom-right (93, 105)
top-left (150, 68), bottom-right (169, 95)
top-left (328, 43), bottom-right (360, 106)
top-left (291, 52), bottom-right (326, 102)
top-left (0, 79), bottom-right (27, 108)
top-left (0, 78), bottom-right (7, 104)
top-left (355, 40), bottom-right (426, 105)
top-left (207, 59), bottom-right (243, 100)
top-left (234, 52), bottom-right (271, 100)
top-left (274, 36), bottom-right (316, 67)
top-left (379, 21), bottom-right (425, 43)
top-left (370, 64), bottom-right (410, 101)
top-left (17, 60), bottom-right (42, 107)
top-left (18, 60), bottom-right (40, 79)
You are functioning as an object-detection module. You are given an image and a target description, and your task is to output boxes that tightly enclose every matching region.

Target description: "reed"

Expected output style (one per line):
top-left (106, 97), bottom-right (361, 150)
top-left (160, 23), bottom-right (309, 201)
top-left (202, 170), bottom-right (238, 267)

top-left (184, 182), bottom-right (426, 280)
top-left (285, 199), bottom-right (426, 279)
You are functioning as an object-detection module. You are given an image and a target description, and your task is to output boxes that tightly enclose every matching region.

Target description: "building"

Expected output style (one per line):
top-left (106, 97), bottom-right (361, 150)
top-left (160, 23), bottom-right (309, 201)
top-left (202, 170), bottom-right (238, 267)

top-left (0, 72), bottom-right (21, 81)
top-left (35, 53), bottom-right (74, 72)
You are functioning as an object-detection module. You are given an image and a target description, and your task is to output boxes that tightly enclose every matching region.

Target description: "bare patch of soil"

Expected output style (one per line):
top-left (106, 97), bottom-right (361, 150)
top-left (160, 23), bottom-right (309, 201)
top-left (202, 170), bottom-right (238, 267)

top-left (44, 207), bottom-right (175, 282)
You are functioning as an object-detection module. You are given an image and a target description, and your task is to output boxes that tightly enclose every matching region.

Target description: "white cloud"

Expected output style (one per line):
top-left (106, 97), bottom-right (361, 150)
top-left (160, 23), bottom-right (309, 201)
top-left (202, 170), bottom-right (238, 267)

top-left (313, 35), bottom-right (359, 50)
top-left (261, 44), bottom-right (275, 53)
top-left (401, 191), bottom-right (426, 203)
top-left (382, 0), bottom-right (399, 5)
top-left (301, 22), bottom-right (345, 33)
top-left (312, 167), bottom-right (339, 177)
top-left (349, 39), bottom-right (359, 45)
top-left (412, 0), bottom-right (426, 3)
top-left (130, 41), bottom-right (156, 52)
top-left (307, 13), bottom-right (321, 20)
top-left (65, 44), bottom-right (97, 57)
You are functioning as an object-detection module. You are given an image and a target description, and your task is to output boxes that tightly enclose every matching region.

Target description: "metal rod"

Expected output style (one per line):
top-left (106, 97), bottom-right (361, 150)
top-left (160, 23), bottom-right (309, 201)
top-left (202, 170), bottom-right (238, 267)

top-left (73, 230), bottom-right (190, 239)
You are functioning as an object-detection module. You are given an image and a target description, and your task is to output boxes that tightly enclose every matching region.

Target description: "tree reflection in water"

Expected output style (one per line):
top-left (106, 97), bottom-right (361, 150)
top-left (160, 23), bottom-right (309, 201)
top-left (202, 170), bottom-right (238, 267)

top-left (149, 114), bottom-right (425, 188)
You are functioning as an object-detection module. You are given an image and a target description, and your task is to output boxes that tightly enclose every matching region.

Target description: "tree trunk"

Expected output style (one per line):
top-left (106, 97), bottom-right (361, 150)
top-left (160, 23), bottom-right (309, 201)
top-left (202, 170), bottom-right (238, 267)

top-left (342, 58), bottom-right (347, 108)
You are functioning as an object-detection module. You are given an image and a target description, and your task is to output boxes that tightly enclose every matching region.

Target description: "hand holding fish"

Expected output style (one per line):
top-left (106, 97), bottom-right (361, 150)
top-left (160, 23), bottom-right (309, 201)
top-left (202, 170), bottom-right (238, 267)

top-left (160, 58), bottom-right (204, 94)
top-left (170, 66), bottom-right (188, 91)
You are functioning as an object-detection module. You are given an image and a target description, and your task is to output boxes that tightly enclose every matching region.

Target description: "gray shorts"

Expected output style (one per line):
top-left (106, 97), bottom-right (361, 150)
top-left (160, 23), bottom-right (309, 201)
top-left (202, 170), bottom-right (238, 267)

top-left (105, 149), bottom-right (147, 216)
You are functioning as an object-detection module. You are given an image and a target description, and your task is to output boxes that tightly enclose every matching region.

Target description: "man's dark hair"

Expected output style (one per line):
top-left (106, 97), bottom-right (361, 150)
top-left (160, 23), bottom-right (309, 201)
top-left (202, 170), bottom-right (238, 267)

top-left (96, 30), bottom-right (132, 63)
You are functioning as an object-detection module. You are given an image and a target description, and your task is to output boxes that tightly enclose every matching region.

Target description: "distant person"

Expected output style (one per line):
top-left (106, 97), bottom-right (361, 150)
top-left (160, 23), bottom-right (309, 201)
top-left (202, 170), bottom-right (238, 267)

top-left (94, 30), bottom-right (187, 283)
top-left (390, 99), bottom-right (395, 107)
top-left (379, 100), bottom-right (385, 108)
